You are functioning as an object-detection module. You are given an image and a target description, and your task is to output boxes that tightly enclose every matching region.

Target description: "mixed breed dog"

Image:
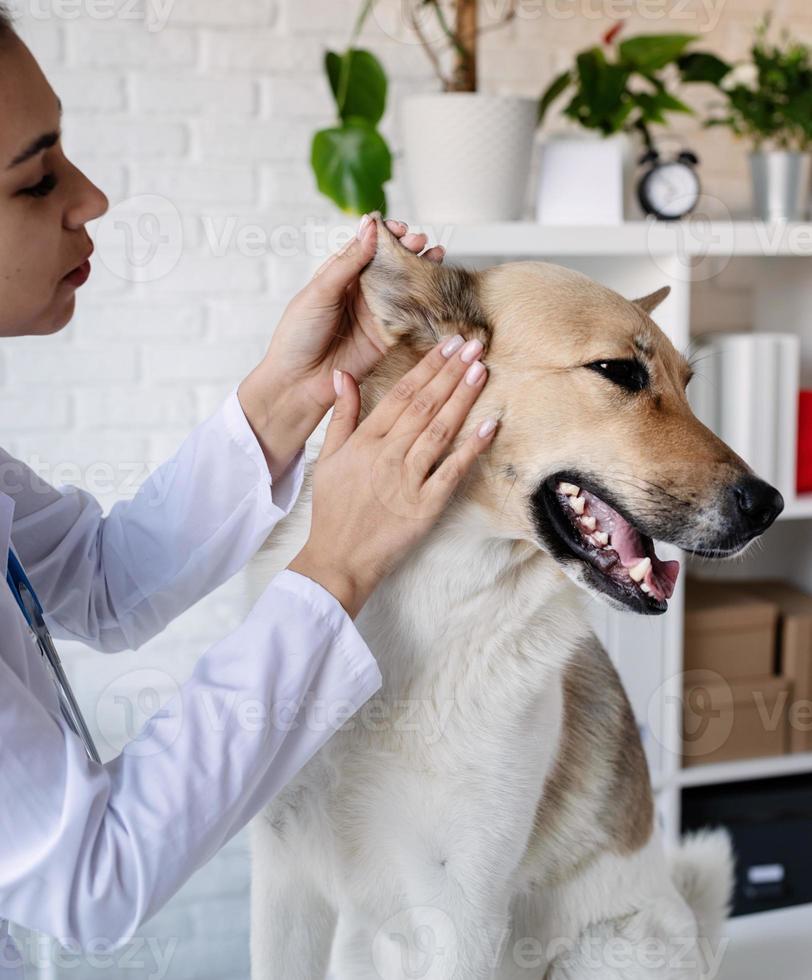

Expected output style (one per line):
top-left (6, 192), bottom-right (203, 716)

top-left (248, 213), bottom-right (783, 979)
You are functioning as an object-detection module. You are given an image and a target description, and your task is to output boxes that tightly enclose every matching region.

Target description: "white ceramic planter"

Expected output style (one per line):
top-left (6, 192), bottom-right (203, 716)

top-left (400, 93), bottom-right (537, 223)
top-left (535, 131), bottom-right (640, 225)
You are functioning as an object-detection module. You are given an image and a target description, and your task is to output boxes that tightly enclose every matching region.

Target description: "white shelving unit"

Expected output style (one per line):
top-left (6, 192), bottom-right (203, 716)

top-left (442, 220), bottom-right (812, 844)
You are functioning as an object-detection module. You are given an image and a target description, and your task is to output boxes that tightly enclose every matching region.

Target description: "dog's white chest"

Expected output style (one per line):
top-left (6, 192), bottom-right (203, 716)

top-left (320, 662), bottom-right (566, 916)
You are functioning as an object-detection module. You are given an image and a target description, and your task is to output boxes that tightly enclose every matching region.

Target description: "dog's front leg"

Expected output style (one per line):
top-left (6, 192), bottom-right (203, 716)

top-left (332, 898), bottom-right (513, 980)
top-left (249, 817), bottom-right (337, 980)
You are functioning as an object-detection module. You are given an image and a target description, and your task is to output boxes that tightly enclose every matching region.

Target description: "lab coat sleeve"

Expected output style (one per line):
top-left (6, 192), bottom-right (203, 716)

top-left (0, 569), bottom-right (382, 950)
top-left (3, 387), bottom-right (306, 652)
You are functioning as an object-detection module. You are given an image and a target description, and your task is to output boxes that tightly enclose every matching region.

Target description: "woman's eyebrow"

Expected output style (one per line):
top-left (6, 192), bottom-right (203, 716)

top-left (6, 96), bottom-right (63, 170)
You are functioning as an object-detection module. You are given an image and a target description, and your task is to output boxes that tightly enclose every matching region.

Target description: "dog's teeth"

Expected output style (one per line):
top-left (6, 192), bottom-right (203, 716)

top-left (580, 515), bottom-right (596, 532)
top-left (568, 496), bottom-right (585, 515)
top-left (628, 557), bottom-right (652, 583)
top-left (640, 583), bottom-right (651, 594)
top-left (559, 482), bottom-right (580, 497)
top-left (593, 531), bottom-right (609, 547)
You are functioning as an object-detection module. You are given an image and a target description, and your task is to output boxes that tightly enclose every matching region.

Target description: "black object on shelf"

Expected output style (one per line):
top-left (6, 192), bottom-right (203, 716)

top-left (681, 773), bottom-right (812, 917)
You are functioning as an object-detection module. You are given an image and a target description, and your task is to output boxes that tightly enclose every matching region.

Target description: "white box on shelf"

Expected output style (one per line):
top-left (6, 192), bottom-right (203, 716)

top-left (536, 133), bottom-right (630, 225)
top-left (689, 332), bottom-right (800, 500)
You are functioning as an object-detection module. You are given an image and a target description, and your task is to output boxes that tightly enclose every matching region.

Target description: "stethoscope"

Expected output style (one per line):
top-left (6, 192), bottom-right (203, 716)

top-left (6, 549), bottom-right (101, 764)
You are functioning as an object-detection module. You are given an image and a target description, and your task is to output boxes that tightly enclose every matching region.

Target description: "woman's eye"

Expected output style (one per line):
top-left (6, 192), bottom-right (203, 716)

top-left (21, 173), bottom-right (58, 198)
top-left (587, 358), bottom-right (649, 392)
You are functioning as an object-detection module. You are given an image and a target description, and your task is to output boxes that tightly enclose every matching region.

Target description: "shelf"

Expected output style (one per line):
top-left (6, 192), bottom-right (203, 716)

top-left (781, 494), bottom-right (812, 520)
top-left (442, 220), bottom-right (812, 259)
top-left (677, 751), bottom-right (812, 789)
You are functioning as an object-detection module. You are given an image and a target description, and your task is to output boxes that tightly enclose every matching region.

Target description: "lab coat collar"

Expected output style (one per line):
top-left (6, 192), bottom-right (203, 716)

top-left (0, 492), bottom-right (13, 577)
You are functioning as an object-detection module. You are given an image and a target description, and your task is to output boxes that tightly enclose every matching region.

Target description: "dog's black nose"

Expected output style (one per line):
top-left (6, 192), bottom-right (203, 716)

top-left (733, 476), bottom-right (784, 533)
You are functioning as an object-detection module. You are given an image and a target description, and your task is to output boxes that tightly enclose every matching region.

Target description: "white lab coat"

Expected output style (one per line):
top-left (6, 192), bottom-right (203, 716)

top-left (0, 389), bottom-right (382, 974)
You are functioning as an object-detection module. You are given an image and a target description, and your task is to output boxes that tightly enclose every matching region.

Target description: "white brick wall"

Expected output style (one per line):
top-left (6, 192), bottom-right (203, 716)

top-left (2, 0), bottom-right (808, 976)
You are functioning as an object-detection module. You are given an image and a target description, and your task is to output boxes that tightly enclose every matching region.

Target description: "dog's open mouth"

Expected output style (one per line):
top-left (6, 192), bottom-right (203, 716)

top-left (539, 475), bottom-right (680, 614)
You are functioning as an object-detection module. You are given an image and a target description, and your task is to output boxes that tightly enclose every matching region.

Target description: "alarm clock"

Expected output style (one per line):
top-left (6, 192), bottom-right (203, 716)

top-left (637, 149), bottom-right (701, 221)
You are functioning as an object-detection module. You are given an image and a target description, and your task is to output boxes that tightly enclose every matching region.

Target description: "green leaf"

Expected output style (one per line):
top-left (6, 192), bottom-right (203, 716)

top-left (311, 118), bottom-right (392, 215)
top-left (678, 51), bottom-right (732, 85)
top-left (619, 33), bottom-right (696, 72)
top-left (538, 69), bottom-right (571, 125)
top-left (325, 48), bottom-right (387, 125)
top-left (576, 48), bottom-right (629, 119)
top-left (647, 90), bottom-right (693, 115)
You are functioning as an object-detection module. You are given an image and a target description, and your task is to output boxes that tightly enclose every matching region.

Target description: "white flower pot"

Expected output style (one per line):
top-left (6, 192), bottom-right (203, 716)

top-left (535, 131), bottom-right (641, 225)
top-left (400, 93), bottom-right (537, 223)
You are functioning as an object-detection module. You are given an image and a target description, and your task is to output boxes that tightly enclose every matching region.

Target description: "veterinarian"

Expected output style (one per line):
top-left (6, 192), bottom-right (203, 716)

top-left (0, 14), bottom-right (497, 974)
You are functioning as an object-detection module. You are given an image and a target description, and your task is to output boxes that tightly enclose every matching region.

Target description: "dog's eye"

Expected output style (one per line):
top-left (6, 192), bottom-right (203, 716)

top-left (587, 358), bottom-right (649, 392)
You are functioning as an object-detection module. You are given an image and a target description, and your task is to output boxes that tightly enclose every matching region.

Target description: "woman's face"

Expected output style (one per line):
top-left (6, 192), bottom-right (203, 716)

top-left (0, 36), bottom-right (108, 337)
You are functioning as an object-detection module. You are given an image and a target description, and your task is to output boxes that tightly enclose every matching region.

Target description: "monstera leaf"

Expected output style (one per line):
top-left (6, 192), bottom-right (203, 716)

top-left (312, 47), bottom-right (391, 215)
top-left (311, 117), bottom-right (391, 214)
top-left (326, 49), bottom-right (387, 125)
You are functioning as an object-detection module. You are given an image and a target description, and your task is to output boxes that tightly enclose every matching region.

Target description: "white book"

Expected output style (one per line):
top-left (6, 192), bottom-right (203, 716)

top-left (774, 333), bottom-right (801, 499)
top-left (687, 333), bottom-right (800, 494)
top-left (717, 334), bottom-right (762, 474)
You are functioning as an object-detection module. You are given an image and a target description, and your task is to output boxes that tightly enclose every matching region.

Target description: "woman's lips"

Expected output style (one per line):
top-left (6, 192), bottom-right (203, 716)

top-left (62, 258), bottom-right (91, 288)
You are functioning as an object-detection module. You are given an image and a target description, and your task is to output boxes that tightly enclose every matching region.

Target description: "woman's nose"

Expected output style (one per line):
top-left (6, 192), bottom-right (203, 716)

top-left (63, 162), bottom-right (109, 230)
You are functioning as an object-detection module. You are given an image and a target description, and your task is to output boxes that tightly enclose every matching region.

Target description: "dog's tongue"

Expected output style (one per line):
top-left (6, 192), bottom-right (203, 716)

top-left (580, 489), bottom-right (680, 601)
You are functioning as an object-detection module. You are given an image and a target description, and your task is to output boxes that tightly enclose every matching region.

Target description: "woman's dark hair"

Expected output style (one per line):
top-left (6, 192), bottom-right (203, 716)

top-left (0, 3), bottom-right (15, 40)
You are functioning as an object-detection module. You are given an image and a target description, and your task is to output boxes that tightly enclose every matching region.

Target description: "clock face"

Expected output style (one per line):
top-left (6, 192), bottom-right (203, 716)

top-left (642, 162), bottom-right (700, 219)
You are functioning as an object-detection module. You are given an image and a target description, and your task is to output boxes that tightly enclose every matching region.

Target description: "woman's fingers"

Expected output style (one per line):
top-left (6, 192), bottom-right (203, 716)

top-left (320, 370), bottom-right (361, 458)
top-left (400, 231), bottom-right (429, 253)
top-left (404, 358), bottom-right (489, 480)
top-left (426, 419), bottom-right (498, 503)
top-left (362, 337), bottom-right (468, 438)
top-left (422, 244), bottom-right (446, 263)
top-left (384, 218), bottom-right (408, 236)
top-left (384, 220), bottom-right (444, 262)
top-left (309, 219), bottom-right (378, 297)
top-left (386, 337), bottom-right (485, 448)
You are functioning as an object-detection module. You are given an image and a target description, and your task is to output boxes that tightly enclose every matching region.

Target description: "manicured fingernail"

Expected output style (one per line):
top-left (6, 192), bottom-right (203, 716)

top-left (465, 361), bottom-right (486, 386)
top-left (478, 418), bottom-right (498, 438)
top-left (460, 338), bottom-right (484, 363)
top-left (385, 218), bottom-right (407, 231)
top-left (441, 334), bottom-right (464, 357)
top-left (356, 213), bottom-right (370, 240)
top-left (333, 369), bottom-right (344, 396)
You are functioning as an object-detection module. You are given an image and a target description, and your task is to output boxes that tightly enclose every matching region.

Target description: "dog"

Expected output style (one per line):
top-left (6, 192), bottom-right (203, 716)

top-left (248, 213), bottom-right (783, 979)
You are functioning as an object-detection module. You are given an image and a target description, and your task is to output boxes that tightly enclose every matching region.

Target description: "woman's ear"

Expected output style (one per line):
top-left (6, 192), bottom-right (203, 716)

top-left (359, 212), bottom-right (491, 351)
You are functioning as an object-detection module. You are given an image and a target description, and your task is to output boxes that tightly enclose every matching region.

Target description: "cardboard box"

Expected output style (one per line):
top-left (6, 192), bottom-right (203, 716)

top-left (736, 581), bottom-right (812, 753)
top-left (685, 578), bottom-right (779, 680)
top-left (682, 673), bottom-right (792, 768)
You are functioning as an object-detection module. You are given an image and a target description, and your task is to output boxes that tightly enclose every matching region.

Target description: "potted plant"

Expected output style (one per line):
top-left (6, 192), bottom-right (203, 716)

top-left (700, 19), bottom-right (812, 221)
top-left (536, 24), bottom-right (726, 223)
top-left (397, 0), bottom-right (537, 222)
top-left (311, 0), bottom-right (536, 223)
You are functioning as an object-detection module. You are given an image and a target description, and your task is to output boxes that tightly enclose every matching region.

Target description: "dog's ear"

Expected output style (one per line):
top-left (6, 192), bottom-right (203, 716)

top-left (632, 285), bottom-right (671, 315)
top-left (359, 212), bottom-right (491, 351)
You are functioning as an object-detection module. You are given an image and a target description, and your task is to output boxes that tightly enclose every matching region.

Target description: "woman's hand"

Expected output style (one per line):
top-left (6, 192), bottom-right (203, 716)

top-left (287, 336), bottom-right (497, 618)
top-left (238, 217), bottom-right (445, 482)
